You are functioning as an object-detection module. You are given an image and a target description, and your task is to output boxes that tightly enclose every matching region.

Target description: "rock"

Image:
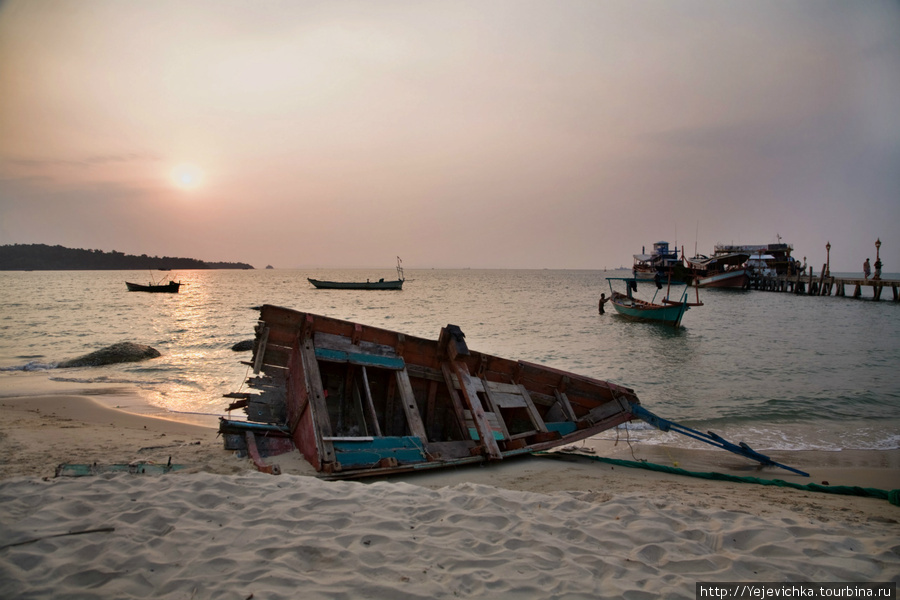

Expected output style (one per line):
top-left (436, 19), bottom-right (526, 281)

top-left (231, 340), bottom-right (254, 352)
top-left (58, 342), bottom-right (161, 368)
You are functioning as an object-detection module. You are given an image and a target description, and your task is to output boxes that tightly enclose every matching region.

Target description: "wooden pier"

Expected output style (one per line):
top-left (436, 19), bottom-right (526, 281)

top-left (749, 272), bottom-right (900, 301)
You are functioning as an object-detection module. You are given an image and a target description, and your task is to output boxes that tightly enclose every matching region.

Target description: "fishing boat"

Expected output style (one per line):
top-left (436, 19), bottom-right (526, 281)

top-left (686, 251), bottom-right (751, 289)
top-left (125, 281), bottom-right (181, 293)
top-left (631, 241), bottom-right (688, 281)
top-left (220, 304), bottom-right (808, 479)
top-left (308, 257), bottom-right (405, 290)
top-left (606, 277), bottom-right (702, 328)
top-left (125, 272), bottom-right (181, 293)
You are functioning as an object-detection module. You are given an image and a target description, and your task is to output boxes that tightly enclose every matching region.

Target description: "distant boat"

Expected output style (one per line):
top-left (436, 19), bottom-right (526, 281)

top-left (308, 257), bottom-right (405, 291)
top-left (631, 240), bottom-right (689, 281)
top-left (606, 277), bottom-right (702, 328)
top-left (126, 270), bottom-right (181, 293)
top-left (308, 278), bottom-right (403, 290)
top-left (125, 280), bottom-right (181, 293)
top-left (686, 251), bottom-right (751, 289)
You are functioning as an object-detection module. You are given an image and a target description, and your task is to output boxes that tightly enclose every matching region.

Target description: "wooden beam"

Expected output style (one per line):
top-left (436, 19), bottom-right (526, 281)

top-left (394, 369), bottom-right (428, 440)
top-left (553, 389), bottom-right (578, 422)
top-left (359, 366), bottom-right (382, 437)
top-left (449, 361), bottom-right (502, 459)
top-left (299, 339), bottom-right (335, 467)
top-left (440, 363), bottom-right (470, 438)
top-left (252, 326), bottom-right (269, 374)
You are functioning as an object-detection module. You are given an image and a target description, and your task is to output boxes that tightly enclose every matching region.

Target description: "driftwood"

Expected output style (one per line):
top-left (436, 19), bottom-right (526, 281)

top-left (0, 527), bottom-right (116, 550)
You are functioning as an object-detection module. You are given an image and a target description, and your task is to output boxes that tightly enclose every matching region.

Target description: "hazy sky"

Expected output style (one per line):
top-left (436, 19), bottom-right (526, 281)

top-left (1, 0), bottom-right (898, 271)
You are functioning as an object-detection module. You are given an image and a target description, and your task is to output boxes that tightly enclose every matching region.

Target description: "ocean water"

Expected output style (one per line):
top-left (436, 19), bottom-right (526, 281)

top-left (1, 269), bottom-right (898, 453)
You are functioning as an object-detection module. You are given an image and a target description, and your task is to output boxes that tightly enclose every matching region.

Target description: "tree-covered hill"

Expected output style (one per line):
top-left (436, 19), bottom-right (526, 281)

top-left (0, 244), bottom-right (254, 270)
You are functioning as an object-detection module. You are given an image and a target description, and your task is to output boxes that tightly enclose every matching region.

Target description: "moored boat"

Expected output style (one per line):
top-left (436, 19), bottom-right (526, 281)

top-left (308, 257), bottom-right (405, 290)
top-left (606, 277), bottom-right (702, 328)
top-left (686, 251), bottom-right (751, 289)
top-left (125, 280), bottom-right (181, 293)
top-left (307, 278), bottom-right (403, 290)
top-left (632, 241), bottom-right (688, 281)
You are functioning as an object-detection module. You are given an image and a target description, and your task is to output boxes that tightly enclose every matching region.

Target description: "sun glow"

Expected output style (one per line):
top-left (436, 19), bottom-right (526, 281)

top-left (171, 164), bottom-right (204, 190)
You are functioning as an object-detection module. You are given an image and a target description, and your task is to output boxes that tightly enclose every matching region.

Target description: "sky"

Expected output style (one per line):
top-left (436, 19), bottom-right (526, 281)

top-left (1, 0), bottom-right (898, 271)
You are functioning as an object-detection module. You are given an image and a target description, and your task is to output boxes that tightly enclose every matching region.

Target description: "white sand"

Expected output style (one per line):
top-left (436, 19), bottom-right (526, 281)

top-left (1, 389), bottom-right (898, 599)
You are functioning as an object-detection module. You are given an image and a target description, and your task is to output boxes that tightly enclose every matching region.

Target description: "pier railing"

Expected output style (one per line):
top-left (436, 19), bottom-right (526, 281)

top-left (749, 272), bottom-right (899, 301)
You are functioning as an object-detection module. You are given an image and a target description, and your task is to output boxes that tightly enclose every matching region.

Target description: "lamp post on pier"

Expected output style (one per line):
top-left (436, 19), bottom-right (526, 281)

top-left (825, 241), bottom-right (831, 277)
top-left (874, 238), bottom-right (882, 280)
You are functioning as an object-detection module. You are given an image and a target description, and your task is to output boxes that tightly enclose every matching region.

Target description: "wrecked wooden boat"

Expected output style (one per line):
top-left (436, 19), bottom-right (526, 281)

top-left (220, 305), bottom-right (640, 478)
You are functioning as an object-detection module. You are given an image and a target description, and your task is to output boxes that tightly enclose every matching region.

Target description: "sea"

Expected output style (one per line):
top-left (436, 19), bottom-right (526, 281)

top-left (1, 268), bottom-right (899, 453)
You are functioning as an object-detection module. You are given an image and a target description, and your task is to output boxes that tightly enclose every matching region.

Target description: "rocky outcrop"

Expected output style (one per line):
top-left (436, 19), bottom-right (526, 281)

top-left (58, 342), bottom-right (161, 368)
top-left (231, 340), bottom-right (254, 352)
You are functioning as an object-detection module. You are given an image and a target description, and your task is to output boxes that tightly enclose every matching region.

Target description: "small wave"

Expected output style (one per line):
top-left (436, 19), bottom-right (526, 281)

top-left (0, 361), bottom-right (58, 371)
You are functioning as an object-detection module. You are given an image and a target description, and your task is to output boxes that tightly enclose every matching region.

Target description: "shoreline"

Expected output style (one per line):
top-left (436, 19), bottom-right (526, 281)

top-left (2, 388), bottom-right (898, 496)
top-left (1, 388), bottom-right (898, 599)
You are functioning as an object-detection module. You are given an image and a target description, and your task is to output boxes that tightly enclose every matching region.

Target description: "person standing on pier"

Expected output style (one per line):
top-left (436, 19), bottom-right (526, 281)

top-left (864, 258), bottom-right (871, 280)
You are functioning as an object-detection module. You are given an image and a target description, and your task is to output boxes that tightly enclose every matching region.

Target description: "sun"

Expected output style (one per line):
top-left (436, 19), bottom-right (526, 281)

top-left (171, 164), bottom-right (204, 190)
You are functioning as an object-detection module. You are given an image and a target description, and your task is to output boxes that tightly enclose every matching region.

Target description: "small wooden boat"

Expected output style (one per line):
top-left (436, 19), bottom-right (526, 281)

top-left (308, 257), bottom-right (405, 290)
top-left (125, 280), bottom-right (181, 293)
top-left (221, 305), bottom-right (640, 478)
top-left (307, 278), bottom-right (403, 290)
top-left (607, 277), bottom-right (702, 328)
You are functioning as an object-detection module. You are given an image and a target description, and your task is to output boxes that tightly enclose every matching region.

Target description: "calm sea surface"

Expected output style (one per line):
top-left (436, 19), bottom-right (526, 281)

top-left (1, 269), bottom-right (898, 452)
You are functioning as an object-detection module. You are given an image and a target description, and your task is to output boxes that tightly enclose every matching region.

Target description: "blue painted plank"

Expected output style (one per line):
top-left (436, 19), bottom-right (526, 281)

top-left (315, 348), bottom-right (405, 370)
top-left (332, 436), bottom-right (427, 468)
top-left (467, 427), bottom-right (505, 441)
top-left (546, 422), bottom-right (577, 436)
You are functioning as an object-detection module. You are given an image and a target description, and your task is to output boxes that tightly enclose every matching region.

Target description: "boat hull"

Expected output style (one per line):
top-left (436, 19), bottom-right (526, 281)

top-left (221, 305), bottom-right (640, 478)
top-left (695, 269), bottom-right (749, 289)
top-left (308, 278), bottom-right (403, 290)
top-left (125, 281), bottom-right (181, 293)
top-left (610, 292), bottom-right (689, 327)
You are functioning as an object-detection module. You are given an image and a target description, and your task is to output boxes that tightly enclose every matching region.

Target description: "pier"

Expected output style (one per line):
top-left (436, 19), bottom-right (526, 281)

top-left (749, 272), bottom-right (900, 302)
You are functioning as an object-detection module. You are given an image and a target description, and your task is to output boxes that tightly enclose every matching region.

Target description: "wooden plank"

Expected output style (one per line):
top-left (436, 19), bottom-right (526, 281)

top-left (314, 331), bottom-right (399, 359)
top-left (252, 326), bottom-right (270, 374)
top-left (394, 369), bottom-right (429, 440)
top-left (517, 384), bottom-right (549, 433)
top-left (449, 361), bottom-right (502, 459)
top-left (425, 380), bottom-right (438, 435)
top-left (359, 366), bottom-right (382, 437)
top-left (440, 363), bottom-right (470, 437)
top-left (479, 378), bottom-right (511, 440)
top-left (299, 339), bottom-right (336, 467)
top-left (553, 389), bottom-right (578, 422)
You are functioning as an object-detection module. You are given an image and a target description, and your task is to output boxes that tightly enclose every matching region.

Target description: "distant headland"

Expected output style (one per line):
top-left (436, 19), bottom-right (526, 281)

top-left (0, 244), bottom-right (254, 271)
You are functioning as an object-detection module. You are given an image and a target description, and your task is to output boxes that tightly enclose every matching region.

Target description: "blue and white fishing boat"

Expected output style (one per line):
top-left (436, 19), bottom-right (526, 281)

top-left (606, 277), bottom-right (702, 328)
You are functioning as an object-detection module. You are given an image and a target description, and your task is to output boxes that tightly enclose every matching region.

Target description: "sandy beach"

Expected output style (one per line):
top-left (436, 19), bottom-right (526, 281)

top-left (1, 384), bottom-right (898, 599)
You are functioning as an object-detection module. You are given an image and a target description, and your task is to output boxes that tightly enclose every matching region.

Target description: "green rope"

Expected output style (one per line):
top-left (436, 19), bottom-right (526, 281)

top-left (538, 452), bottom-right (900, 507)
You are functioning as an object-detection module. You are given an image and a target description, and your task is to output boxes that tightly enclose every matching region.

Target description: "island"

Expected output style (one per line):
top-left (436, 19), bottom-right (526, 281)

top-left (0, 244), bottom-right (254, 270)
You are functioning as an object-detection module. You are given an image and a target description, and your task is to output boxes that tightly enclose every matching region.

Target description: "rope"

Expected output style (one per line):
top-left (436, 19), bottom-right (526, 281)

top-left (538, 452), bottom-right (900, 507)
